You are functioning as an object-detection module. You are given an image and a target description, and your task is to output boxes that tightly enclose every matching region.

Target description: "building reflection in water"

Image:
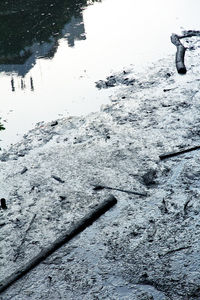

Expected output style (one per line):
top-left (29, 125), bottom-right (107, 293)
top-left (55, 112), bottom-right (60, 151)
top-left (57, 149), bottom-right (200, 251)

top-left (0, 0), bottom-right (100, 91)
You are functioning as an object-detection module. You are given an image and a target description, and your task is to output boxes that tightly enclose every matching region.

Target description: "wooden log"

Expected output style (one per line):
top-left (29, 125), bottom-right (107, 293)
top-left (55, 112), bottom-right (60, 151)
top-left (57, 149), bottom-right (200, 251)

top-left (176, 45), bottom-right (186, 74)
top-left (171, 34), bottom-right (187, 74)
top-left (159, 145), bottom-right (200, 160)
top-left (0, 195), bottom-right (117, 294)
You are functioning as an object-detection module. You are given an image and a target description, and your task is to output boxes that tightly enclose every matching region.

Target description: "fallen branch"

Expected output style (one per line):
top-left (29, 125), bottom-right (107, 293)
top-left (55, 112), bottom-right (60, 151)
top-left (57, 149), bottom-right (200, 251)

top-left (0, 195), bottom-right (117, 294)
top-left (51, 175), bottom-right (65, 183)
top-left (161, 245), bottom-right (191, 257)
top-left (159, 145), bottom-right (200, 160)
top-left (171, 34), bottom-right (186, 74)
top-left (171, 31), bottom-right (200, 74)
top-left (93, 185), bottom-right (147, 197)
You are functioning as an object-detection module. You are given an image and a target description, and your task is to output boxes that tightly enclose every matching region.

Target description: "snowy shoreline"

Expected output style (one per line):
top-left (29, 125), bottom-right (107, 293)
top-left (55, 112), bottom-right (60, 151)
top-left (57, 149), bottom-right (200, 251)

top-left (1, 37), bottom-right (200, 299)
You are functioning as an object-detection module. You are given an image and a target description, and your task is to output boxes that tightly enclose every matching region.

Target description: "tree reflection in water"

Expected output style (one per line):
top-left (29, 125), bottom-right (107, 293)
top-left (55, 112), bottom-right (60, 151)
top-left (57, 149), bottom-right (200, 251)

top-left (0, 0), bottom-right (100, 134)
top-left (0, 0), bottom-right (101, 76)
top-left (0, 0), bottom-right (101, 138)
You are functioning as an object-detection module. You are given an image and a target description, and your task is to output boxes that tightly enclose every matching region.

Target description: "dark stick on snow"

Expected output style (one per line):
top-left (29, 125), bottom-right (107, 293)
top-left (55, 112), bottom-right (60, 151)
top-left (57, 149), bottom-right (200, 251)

top-left (171, 34), bottom-right (187, 74)
top-left (161, 245), bottom-right (191, 257)
top-left (20, 167), bottom-right (28, 175)
top-left (93, 185), bottom-right (147, 197)
top-left (159, 145), bottom-right (200, 160)
top-left (51, 175), bottom-right (65, 183)
top-left (0, 195), bottom-right (117, 294)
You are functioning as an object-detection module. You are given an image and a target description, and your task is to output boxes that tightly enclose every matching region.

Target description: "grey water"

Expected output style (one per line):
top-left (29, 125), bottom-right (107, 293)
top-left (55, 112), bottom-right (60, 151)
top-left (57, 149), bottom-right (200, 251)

top-left (0, 0), bottom-right (200, 148)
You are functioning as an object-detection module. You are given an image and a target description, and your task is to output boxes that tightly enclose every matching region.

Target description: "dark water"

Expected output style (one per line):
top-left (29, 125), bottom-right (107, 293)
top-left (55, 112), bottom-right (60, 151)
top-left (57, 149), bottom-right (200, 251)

top-left (0, 0), bottom-right (95, 74)
top-left (0, 0), bottom-right (200, 148)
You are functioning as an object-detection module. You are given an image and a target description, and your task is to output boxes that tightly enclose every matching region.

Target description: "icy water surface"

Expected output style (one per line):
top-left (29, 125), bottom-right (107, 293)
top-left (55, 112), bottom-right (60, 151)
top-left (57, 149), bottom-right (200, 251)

top-left (0, 0), bottom-right (200, 148)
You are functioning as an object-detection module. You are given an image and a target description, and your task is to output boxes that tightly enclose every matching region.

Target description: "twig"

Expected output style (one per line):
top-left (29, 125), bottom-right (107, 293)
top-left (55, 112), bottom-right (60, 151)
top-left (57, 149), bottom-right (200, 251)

top-left (51, 175), bottom-right (65, 183)
top-left (13, 214), bottom-right (37, 262)
top-left (160, 246), bottom-right (191, 257)
top-left (20, 167), bottom-right (28, 175)
top-left (93, 185), bottom-right (147, 197)
top-left (0, 195), bottom-right (117, 294)
top-left (163, 87), bottom-right (177, 92)
top-left (159, 145), bottom-right (200, 160)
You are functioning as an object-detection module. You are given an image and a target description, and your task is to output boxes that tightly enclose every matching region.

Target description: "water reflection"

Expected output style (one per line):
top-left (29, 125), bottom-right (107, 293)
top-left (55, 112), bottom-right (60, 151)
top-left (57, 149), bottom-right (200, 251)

top-left (0, 0), bottom-right (100, 77)
top-left (10, 76), bottom-right (35, 92)
top-left (1, 0), bottom-right (200, 149)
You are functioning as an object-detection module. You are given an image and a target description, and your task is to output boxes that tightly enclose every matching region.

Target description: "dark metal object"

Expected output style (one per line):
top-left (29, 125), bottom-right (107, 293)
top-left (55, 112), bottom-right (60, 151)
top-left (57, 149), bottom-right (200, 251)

top-left (159, 145), bottom-right (200, 160)
top-left (0, 195), bottom-right (117, 294)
